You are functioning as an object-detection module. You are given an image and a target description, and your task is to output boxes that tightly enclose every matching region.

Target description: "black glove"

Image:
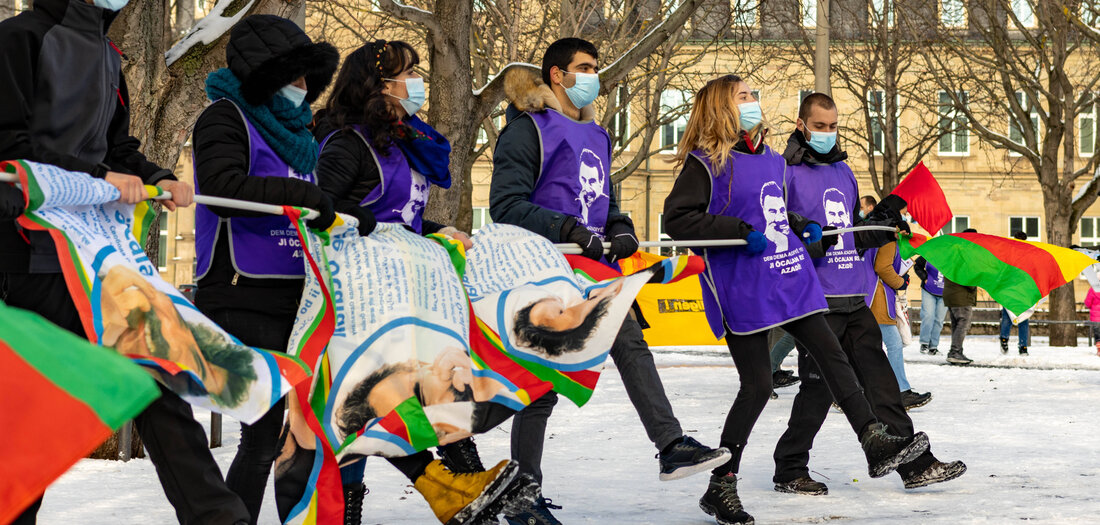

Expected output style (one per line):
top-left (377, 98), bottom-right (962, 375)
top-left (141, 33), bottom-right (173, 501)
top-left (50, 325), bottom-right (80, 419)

top-left (821, 225), bottom-right (840, 251)
top-left (606, 217), bottom-right (639, 264)
top-left (305, 193), bottom-right (336, 231)
top-left (897, 220), bottom-right (911, 236)
top-left (347, 206), bottom-right (377, 236)
top-left (899, 273), bottom-right (910, 291)
top-left (562, 217), bottom-right (603, 261)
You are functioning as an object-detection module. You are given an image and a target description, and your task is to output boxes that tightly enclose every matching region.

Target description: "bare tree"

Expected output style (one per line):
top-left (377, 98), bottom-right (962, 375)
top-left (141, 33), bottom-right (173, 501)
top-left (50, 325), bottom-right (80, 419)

top-left (921, 0), bottom-right (1100, 345)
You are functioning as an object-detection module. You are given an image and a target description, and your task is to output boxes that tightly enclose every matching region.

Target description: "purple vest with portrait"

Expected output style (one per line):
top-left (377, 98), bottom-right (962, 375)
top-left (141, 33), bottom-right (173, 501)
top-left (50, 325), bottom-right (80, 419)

top-left (195, 101), bottom-right (314, 279)
top-left (785, 160), bottom-right (874, 297)
top-left (319, 126), bottom-right (427, 233)
top-left (866, 246), bottom-right (901, 319)
top-left (526, 109), bottom-right (612, 238)
top-left (692, 147), bottom-right (828, 337)
top-left (922, 262), bottom-right (944, 296)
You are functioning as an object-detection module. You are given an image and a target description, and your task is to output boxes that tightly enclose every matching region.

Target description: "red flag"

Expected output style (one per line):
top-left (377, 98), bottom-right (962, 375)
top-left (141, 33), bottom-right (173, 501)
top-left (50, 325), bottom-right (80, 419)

top-left (890, 162), bottom-right (953, 235)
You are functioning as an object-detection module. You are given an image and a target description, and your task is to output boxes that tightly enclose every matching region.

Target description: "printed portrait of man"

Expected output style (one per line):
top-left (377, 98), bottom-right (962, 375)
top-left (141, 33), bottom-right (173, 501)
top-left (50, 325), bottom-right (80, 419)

top-left (511, 279), bottom-right (623, 357)
top-left (822, 187), bottom-right (850, 251)
top-left (759, 181), bottom-right (790, 253)
top-left (394, 171), bottom-right (429, 225)
top-left (335, 346), bottom-right (505, 446)
top-left (576, 149), bottom-right (607, 226)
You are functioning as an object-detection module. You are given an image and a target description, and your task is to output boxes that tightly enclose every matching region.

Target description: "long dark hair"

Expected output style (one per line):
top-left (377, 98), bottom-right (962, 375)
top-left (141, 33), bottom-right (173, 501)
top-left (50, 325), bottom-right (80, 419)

top-left (324, 39), bottom-right (420, 153)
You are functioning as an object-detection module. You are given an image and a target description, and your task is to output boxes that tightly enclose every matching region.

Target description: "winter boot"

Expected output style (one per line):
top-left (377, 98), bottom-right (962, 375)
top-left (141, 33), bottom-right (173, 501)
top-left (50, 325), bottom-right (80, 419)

top-left (1019, 346), bottom-right (1029, 356)
top-left (344, 482), bottom-right (367, 525)
top-left (902, 460), bottom-right (967, 489)
top-left (946, 348), bottom-right (973, 365)
top-left (901, 390), bottom-right (933, 410)
top-left (927, 347), bottom-right (940, 356)
top-left (860, 423), bottom-right (930, 478)
top-left (658, 436), bottom-right (732, 481)
top-left (438, 438), bottom-right (486, 473)
top-left (919, 343), bottom-right (929, 355)
top-left (772, 369), bottom-right (800, 389)
top-left (414, 459), bottom-right (534, 525)
top-left (504, 496), bottom-right (563, 525)
top-left (699, 473), bottom-right (754, 525)
top-left (773, 476), bottom-right (828, 496)
top-left (1000, 337), bottom-right (1009, 354)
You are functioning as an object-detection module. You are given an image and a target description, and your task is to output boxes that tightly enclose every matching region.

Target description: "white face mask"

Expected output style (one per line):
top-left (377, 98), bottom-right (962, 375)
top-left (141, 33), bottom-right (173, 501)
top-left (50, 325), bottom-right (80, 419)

top-left (92, 0), bottom-right (129, 11)
top-left (277, 84), bottom-right (308, 107)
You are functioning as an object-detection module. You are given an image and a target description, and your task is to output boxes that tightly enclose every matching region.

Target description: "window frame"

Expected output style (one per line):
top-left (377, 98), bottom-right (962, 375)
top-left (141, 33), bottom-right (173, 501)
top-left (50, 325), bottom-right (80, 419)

top-left (1008, 90), bottom-right (1040, 156)
top-left (940, 216), bottom-right (970, 235)
top-left (801, 0), bottom-right (817, 28)
top-left (732, 0), bottom-right (760, 28)
top-left (471, 207), bottom-right (493, 234)
top-left (937, 90), bottom-right (970, 156)
top-left (870, 0), bottom-right (895, 29)
top-left (867, 89), bottom-right (900, 156)
top-left (659, 88), bottom-right (692, 151)
top-left (656, 212), bottom-right (689, 257)
top-left (940, 0), bottom-right (967, 28)
top-left (1008, 215), bottom-right (1041, 242)
top-left (1081, 93), bottom-right (1097, 157)
top-left (610, 85), bottom-right (632, 152)
top-left (1011, 0), bottom-right (1037, 29)
top-left (1081, 216), bottom-right (1100, 246)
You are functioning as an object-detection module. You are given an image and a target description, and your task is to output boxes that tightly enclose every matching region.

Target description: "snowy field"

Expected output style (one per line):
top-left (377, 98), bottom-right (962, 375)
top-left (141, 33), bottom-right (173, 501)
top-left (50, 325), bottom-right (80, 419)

top-left (39, 335), bottom-right (1100, 524)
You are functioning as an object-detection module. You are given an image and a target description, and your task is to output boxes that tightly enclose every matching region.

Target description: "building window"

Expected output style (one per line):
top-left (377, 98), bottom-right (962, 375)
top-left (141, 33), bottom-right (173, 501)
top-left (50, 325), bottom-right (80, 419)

top-left (1009, 91), bottom-right (1039, 151)
top-left (1011, 0), bottom-right (1036, 28)
top-left (870, 0), bottom-right (895, 28)
top-left (1009, 216), bottom-right (1040, 240)
top-left (938, 91), bottom-right (969, 155)
top-left (158, 211), bottom-right (169, 272)
top-left (941, 216), bottom-right (969, 235)
top-left (801, 0), bottom-right (816, 27)
top-left (732, 0), bottom-right (759, 27)
top-left (475, 111), bottom-right (505, 147)
top-left (610, 85), bottom-right (631, 151)
top-left (471, 207), bottom-right (492, 234)
top-left (868, 90), bottom-right (899, 155)
top-left (657, 212), bottom-right (688, 257)
top-left (660, 89), bottom-right (691, 150)
top-left (799, 89), bottom-right (815, 105)
top-left (1081, 217), bottom-right (1100, 246)
top-left (1082, 95), bottom-right (1097, 157)
top-left (1084, 1), bottom-right (1100, 27)
top-left (941, 0), bottom-right (966, 28)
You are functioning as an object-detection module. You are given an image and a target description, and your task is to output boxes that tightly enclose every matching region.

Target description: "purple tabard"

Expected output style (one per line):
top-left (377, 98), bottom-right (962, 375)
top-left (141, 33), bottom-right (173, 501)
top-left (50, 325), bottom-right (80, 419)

top-left (923, 262), bottom-right (944, 296)
top-left (195, 100), bottom-right (314, 279)
top-left (526, 109), bottom-right (612, 238)
top-left (319, 126), bottom-right (427, 233)
top-left (866, 246), bottom-right (901, 319)
top-left (692, 147), bottom-right (828, 337)
top-left (784, 160), bottom-right (873, 297)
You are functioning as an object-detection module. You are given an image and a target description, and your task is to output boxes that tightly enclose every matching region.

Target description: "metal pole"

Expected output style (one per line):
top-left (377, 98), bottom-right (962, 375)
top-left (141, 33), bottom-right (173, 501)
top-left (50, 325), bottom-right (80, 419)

top-left (210, 412), bottom-right (223, 448)
top-left (814, 0), bottom-right (831, 96)
top-left (118, 421), bottom-right (132, 462)
top-left (554, 225), bottom-right (898, 254)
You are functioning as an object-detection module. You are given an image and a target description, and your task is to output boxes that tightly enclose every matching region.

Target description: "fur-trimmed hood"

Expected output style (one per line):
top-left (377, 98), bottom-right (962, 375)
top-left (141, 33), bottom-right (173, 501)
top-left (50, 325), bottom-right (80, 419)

top-left (226, 15), bottom-right (339, 107)
top-left (503, 67), bottom-right (596, 120)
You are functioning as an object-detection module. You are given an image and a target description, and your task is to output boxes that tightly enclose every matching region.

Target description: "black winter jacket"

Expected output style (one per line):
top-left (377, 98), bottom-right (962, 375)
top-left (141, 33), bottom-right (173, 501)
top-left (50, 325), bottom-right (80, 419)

top-left (0, 0), bottom-right (175, 273)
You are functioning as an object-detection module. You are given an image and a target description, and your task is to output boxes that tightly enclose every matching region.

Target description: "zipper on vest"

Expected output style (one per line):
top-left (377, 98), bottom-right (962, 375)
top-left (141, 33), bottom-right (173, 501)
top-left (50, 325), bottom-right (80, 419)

top-left (231, 273), bottom-right (239, 285)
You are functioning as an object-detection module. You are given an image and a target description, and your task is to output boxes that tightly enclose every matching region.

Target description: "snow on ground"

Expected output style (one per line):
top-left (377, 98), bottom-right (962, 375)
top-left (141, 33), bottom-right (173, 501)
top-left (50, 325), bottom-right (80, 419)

top-left (39, 335), bottom-right (1100, 524)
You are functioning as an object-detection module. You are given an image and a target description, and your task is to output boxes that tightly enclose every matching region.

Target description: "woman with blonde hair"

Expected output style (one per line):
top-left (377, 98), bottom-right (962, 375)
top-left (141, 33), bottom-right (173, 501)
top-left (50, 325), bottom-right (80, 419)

top-left (663, 75), bottom-right (928, 525)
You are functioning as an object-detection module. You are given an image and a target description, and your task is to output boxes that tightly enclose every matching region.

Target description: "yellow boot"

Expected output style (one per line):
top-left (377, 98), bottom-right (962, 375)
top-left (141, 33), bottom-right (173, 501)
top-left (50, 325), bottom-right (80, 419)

top-left (413, 459), bottom-right (520, 525)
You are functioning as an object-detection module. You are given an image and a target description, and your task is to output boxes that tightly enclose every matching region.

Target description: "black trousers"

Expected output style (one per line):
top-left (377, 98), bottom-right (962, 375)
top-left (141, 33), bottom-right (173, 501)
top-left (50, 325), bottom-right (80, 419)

top-left (2, 272), bottom-right (248, 525)
top-left (201, 305), bottom-right (298, 525)
top-left (715, 313), bottom-right (877, 476)
top-left (772, 305), bottom-right (936, 483)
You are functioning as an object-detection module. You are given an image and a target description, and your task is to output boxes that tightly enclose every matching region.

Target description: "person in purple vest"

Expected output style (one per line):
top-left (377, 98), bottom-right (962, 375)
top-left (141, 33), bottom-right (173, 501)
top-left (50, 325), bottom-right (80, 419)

top-left (868, 241), bottom-right (932, 409)
top-left (190, 15), bottom-right (340, 524)
top-left (663, 77), bottom-right (931, 525)
top-left (490, 38), bottom-right (730, 525)
top-left (312, 40), bottom-right (534, 525)
top-left (913, 256), bottom-right (947, 355)
top-left (774, 93), bottom-right (963, 500)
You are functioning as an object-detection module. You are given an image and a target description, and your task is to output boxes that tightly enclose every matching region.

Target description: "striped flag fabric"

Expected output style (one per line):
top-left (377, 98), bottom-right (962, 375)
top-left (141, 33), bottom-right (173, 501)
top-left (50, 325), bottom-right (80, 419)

top-left (888, 162), bottom-right (953, 235)
top-left (0, 301), bottom-right (160, 524)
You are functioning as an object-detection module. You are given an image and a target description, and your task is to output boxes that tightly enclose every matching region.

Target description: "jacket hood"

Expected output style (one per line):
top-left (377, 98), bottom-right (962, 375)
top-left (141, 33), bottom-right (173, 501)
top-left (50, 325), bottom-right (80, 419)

top-left (782, 130), bottom-right (848, 166)
top-left (35, 0), bottom-right (119, 34)
top-left (226, 15), bottom-right (339, 106)
top-left (503, 67), bottom-right (596, 121)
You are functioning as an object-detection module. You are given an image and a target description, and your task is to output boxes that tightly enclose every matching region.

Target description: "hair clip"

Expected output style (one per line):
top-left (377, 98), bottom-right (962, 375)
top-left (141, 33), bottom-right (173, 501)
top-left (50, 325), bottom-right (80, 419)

top-left (376, 41), bottom-right (388, 74)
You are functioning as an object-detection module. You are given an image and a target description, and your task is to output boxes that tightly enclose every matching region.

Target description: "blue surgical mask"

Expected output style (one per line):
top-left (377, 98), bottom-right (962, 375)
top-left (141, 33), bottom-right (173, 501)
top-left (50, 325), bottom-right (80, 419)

top-left (385, 77), bottom-right (426, 116)
top-left (277, 84), bottom-right (308, 108)
top-left (806, 130), bottom-right (837, 154)
top-left (738, 101), bottom-right (762, 131)
top-left (92, 0), bottom-right (129, 10)
top-left (561, 72), bottom-right (600, 110)
top-left (859, 210), bottom-right (867, 219)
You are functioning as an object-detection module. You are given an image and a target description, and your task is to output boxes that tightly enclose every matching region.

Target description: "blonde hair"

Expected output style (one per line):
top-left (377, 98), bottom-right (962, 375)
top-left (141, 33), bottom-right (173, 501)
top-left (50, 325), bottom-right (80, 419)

top-left (674, 74), bottom-right (766, 172)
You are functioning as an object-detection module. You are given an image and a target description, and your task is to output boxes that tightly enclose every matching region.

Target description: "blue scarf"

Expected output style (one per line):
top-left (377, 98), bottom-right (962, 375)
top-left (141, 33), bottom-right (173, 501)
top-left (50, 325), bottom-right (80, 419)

top-left (204, 68), bottom-right (319, 175)
top-left (396, 115), bottom-right (452, 189)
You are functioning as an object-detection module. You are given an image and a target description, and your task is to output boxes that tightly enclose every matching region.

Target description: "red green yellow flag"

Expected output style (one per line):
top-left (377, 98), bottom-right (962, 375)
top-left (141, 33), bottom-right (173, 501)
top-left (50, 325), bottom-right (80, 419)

top-left (0, 301), bottom-right (160, 524)
top-left (898, 232), bottom-right (1098, 318)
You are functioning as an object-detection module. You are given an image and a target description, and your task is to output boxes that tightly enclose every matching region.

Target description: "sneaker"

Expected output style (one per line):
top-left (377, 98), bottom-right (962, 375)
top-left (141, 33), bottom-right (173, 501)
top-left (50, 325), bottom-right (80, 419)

top-left (927, 347), bottom-right (940, 356)
top-left (1000, 337), bottom-right (1009, 354)
top-left (658, 436), bottom-right (732, 481)
top-left (699, 473), bottom-right (754, 525)
top-left (504, 497), bottom-right (563, 525)
top-left (901, 390), bottom-right (932, 410)
top-left (438, 437), bottom-right (486, 473)
top-left (772, 370), bottom-right (800, 389)
top-left (343, 482), bottom-right (367, 525)
top-left (770, 390), bottom-right (779, 400)
top-left (414, 459), bottom-right (535, 525)
top-left (919, 344), bottom-right (929, 355)
top-left (774, 476), bottom-right (828, 496)
top-left (1019, 346), bottom-right (1029, 356)
top-left (945, 349), bottom-right (973, 365)
top-left (903, 460), bottom-right (967, 489)
top-left (860, 423), bottom-right (930, 478)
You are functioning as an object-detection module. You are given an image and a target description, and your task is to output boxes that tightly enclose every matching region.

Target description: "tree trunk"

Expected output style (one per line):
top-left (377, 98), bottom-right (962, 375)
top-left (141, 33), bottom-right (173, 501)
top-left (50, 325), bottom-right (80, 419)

top-left (1047, 201), bottom-right (1078, 346)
